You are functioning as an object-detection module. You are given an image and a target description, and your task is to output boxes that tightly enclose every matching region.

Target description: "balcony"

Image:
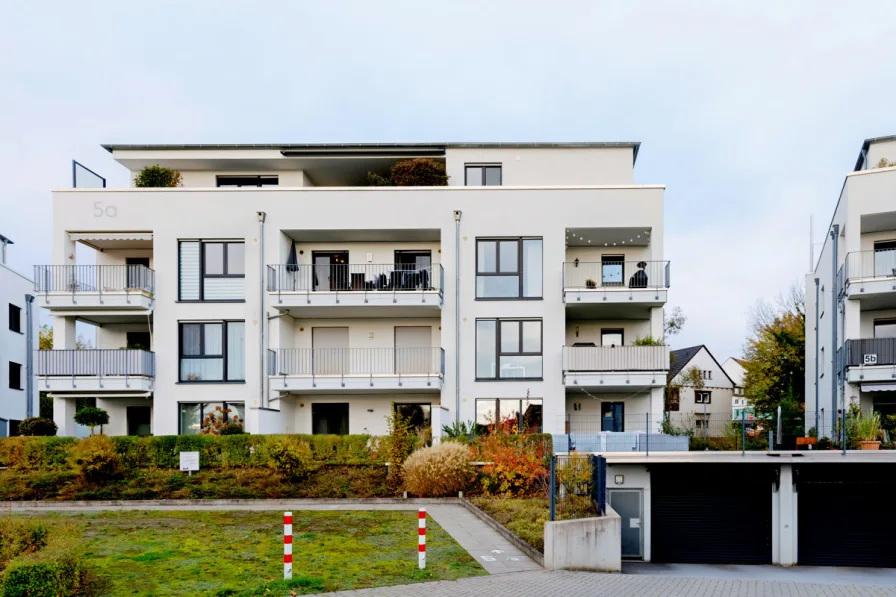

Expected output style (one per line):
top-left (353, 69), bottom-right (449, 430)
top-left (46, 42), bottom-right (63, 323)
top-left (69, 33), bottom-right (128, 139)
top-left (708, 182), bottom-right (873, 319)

top-left (267, 264), bottom-right (443, 318)
top-left (839, 339), bottom-right (896, 388)
top-left (269, 347), bottom-right (444, 393)
top-left (36, 349), bottom-right (155, 394)
top-left (34, 265), bottom-right (154, 322)
top-left (840, 250), bottom-right (896, 308)
top-left (562, 345), bottom-right (669, 391)
top-left (563, 261), bottom-right (669, 317)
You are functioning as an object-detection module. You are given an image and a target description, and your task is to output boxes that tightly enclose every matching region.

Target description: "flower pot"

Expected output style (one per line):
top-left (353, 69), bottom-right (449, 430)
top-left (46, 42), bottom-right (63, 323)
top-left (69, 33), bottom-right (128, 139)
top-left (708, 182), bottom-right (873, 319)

top-left (860, 441), bottom-right (881, 450)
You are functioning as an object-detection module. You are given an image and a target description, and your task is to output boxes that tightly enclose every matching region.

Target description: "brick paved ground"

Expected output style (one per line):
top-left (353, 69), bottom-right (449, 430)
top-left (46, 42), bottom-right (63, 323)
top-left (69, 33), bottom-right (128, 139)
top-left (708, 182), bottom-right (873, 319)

top-left (308, 570), bottom-right (896, 597)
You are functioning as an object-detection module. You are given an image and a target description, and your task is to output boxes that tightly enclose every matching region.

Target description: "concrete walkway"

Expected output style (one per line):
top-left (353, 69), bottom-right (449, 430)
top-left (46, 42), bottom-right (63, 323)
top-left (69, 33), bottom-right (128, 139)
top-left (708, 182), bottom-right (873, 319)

top-left (6, 500), bottom-right (539, 575)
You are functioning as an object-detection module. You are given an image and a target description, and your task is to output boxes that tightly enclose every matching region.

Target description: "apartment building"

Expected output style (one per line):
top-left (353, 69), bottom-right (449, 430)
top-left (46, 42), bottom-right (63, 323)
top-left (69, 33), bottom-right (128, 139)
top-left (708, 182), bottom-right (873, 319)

top-left (807, 135), bottom-right (896, 435)
top-left (39, 142), bottom-right (668, 437)
top-left (0, 234), bottom-right (38, 436)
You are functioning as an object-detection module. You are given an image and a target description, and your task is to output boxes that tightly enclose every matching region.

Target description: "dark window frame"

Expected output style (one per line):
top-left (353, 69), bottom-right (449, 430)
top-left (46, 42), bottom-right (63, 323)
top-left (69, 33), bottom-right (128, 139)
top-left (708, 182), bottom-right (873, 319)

top-left (601, 254), bottom-right (626, 287)
top-left (8, 304), bottom-right (21, 334)
top-left (178, 401), bottom-right (245, 434)
top-left (8, 362), bottom-right (22, 390)
top-left (475, 397), bottom-right (544, 431)
top-left (475, 318), bottom-right (543, 381)
top-left (695, 390), bottom-right (712, 404)
top-left (178, 240), bottom-right (247, 302)
top-left (202, 241), bottom-right (245, 279)
top-left (475, 237), bottom-right (542, 300)
top-left (178, 320), bottom-right (245, 383)
top-left (216, 175), bottom-right (279, 188)
top-left (665, 387), bottom-right (680, 411)
top-left (464, 164), bottom-right (502, 186)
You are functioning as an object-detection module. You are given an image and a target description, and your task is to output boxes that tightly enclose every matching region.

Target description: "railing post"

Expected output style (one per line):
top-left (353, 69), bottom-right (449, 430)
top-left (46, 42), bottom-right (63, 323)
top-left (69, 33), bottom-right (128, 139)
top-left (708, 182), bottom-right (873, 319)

top-left (645, 412), bottom-right (649, 456)
top-left (549, 455), bottom-right (556, 521)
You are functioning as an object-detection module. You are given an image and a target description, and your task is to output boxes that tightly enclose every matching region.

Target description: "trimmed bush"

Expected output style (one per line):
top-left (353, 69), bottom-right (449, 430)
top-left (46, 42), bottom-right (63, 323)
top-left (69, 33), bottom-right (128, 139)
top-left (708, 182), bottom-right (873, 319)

top-left (0, 437), bottom-right (76, 471)
top-left (0, 537), bottom-right (95, 597)
top-left (0, 518), bottom-right (50, 568)
top-left (219, 423), bottom-right (245, 435)
top-left (70, 435), bottom-right (121, 481)
top-left (73, 408), bottom-right (109, 436)
top-left (17, 418), bottom-right (58, 437)
top-left (403, 442), bottom-right (474, 497)
top-left (267, 437), bottom-right (315, 479)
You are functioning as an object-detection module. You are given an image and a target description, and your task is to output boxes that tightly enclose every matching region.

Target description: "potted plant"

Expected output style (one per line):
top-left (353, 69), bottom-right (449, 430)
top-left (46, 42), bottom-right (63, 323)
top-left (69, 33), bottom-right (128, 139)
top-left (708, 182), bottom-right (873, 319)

top-left (855, 411), bottom-right (882, 450)
top-left (585, 279), bottom-right (597, 289)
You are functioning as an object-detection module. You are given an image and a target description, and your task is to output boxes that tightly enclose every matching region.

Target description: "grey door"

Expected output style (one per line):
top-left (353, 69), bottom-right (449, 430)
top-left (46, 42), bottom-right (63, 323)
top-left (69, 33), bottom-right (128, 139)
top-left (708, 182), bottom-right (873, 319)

top-left (312, 327), bottom-right (349, 375)
top-left (609, 489), bottom-right (643, 559)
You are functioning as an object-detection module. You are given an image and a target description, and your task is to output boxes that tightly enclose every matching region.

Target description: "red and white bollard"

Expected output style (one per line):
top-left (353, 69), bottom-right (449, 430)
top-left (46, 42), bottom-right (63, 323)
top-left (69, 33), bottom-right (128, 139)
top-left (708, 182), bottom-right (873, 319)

top-left (284, 511), bottom-right (293, 580)
top-left (418, 507), bottom-right (426, 570)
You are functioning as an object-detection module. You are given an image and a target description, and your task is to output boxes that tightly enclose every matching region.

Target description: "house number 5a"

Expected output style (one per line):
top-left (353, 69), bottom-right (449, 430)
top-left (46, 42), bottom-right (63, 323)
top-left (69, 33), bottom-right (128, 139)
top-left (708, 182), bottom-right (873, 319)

top-left (93, 202), bottom-right (117, 218)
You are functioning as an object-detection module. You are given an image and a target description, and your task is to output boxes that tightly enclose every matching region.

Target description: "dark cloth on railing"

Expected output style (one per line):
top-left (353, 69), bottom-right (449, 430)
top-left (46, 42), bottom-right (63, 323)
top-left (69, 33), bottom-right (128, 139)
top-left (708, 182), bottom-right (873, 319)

top-left (629, 269), bottom-right (648, 288)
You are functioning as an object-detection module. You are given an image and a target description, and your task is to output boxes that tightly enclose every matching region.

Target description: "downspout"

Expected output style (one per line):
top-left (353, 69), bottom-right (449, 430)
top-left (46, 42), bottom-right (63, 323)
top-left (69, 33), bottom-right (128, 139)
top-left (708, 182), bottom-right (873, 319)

top-left (257, 212), bottom-right (267, 409)
top-left (813, 277), bottom-right (819, 437)
top-left (829, 224), bottom-right (839, 436)
top-left (454, 211), bottom-right (462, 424)
top-left (25, 294), bottom-right (35, 419)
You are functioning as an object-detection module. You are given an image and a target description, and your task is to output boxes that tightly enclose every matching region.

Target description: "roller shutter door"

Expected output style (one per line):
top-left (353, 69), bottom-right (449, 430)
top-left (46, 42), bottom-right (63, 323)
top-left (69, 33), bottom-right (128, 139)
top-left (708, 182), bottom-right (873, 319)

top-left (651, 465), bottom-right (774, 564)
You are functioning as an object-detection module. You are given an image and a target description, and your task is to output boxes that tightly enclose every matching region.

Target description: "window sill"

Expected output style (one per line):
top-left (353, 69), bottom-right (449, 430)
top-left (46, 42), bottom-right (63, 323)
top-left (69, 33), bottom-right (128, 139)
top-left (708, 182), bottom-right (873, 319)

top-left (8, 387), bottom-right (24, 391)
top-left (8, 330), bottom-right (23, 335)
top-left (176, 381), bottom-right (246, 385)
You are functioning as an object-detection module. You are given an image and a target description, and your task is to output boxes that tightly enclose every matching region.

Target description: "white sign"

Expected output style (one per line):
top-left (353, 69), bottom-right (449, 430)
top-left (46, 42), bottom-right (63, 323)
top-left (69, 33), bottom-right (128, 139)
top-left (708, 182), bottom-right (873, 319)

top-left (180, 451), bottom-right (200, 472)
top-left (864, 354), bottom-right (878, 365)
top-left (630, 518), bottom-right (641, 529)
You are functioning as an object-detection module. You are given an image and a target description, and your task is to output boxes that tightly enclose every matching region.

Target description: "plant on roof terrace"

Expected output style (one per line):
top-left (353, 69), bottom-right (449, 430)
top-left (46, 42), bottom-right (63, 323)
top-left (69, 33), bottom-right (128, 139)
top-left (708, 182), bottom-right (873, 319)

top-left (134, 164), bottom-right (183, 187)
top-left (365, 158), bottom-right (448, 187)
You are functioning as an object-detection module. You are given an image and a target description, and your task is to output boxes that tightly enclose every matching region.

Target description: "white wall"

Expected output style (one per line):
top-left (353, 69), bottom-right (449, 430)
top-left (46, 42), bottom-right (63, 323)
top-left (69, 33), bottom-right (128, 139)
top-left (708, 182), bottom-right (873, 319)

top-left (865, 139), bottom-right (896, 169)
top-left (670, 347), bottom-right (734, 417)
top-left (565, 320), bottom-right (654, 345)
top-left (0, 262), bottom-right (38, 433)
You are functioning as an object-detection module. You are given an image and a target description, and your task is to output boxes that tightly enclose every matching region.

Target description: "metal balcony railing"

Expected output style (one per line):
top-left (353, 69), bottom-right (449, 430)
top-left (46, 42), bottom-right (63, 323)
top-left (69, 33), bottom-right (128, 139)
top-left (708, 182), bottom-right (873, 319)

top-left (562, 345), bottom-right (670, 372)
top-left (34, 265), bottom-right (155, 295)
top-left (842, 250), bottom-right (896, 288)
top-left (267, 264), bottom-right (443, 295)
top-left (272, 347), bottom-right (445, 377)
top-left (36, 349), bottom-right (155, 377)
top-left (840, 338), bottom-right (896, 369)
top-left (563, 261), bottom-right (670, 290)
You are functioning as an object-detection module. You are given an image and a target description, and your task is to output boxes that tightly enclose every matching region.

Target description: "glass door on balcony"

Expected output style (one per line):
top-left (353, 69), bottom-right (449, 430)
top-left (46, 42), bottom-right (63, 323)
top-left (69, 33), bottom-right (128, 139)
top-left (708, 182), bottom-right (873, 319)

top-left (127, 406), bottom-right (151, 436)
top-left (601, 255), bottom-right (624, 287)
top-left (394, 251), bottom-right (432, 290)
top-left (312, 252), bottom-right (349, 291)
top-left (602, 401), bottom-right (624, 432)
top-left (874, 241), bottom-right (896, 277)
top-left (874, 319), bottom-right (896, 338)
top-left (126, 257), bottom-right (150, 289)
top-left (312, 403), bottom-right (349, 435)
top-left (312, 327), bottom-right (349, 375)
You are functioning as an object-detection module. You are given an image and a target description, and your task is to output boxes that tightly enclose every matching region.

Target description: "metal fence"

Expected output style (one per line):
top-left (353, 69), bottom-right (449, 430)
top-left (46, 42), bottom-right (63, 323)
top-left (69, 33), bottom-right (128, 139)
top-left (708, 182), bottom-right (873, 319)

top-left (267, 264), bottom-right (443, 294)
top-left (840, 338), bottom-right (896, 368)
top-left (33, 265), bottom-right (155, 295)
top-left (272, 347), bottom-right (445, 376)
top-left (842, 249), bottom-right (896, 287)
top-left (549, 454), bottom-right (606, 521)
top-left (563, 260), bottom-right (670, 290)
top-left (36, 349), bottom-right (155, 377)
top-left (562, 345), bottom-right (669, 372)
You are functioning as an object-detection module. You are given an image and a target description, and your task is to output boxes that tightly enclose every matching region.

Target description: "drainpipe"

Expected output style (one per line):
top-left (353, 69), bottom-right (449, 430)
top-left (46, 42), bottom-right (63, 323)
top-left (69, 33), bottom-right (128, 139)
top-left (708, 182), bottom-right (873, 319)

top-left (25, 294), bottom-right (35, 419)
top-left (257, 212), bottom-right (267, 409)
top-left (829, 224), bottom-right (839, 435)
top-left (454, 211), bottom-right (462, 424)
top-left (814, 277), bottom-right (819, 437)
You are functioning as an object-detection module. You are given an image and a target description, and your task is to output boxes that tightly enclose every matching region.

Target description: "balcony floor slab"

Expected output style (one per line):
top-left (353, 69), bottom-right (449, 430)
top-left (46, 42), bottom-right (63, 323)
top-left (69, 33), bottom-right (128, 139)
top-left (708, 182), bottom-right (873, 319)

top-left (39, 376), bottom-right (155, 394)
top-left (270, 374), bottom-right (443, 394)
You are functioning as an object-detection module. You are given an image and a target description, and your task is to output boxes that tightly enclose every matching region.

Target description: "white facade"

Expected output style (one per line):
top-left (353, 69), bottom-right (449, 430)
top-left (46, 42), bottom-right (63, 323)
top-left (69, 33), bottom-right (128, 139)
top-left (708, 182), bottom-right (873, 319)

top-left (722, 357), bottom-right (750, 417)
top-left (807, 135), bottom-right (896, 436)
top-left (42, 142), bottom-right (667, 437)
top-left (667, 346), bottom-right (735, 424)
top-left (0, 235), bottom-right (39, 436)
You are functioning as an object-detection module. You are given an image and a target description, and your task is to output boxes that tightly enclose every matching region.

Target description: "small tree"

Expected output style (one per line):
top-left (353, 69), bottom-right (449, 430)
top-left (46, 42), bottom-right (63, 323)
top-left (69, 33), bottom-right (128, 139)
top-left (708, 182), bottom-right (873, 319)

top-left (18, 417), bottom-right (58, 437)
top-left (386, 405), bottom-right (415, 482)
top-left (74, 407), bottom-right (109, 436)
top-left (134, 164), bottom-right (183, 188)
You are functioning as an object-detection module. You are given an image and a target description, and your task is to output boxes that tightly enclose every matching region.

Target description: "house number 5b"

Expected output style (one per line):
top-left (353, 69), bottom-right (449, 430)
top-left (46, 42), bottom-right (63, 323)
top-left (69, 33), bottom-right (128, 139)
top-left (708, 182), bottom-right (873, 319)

top-left (93, 202), bottom-right (117, 218)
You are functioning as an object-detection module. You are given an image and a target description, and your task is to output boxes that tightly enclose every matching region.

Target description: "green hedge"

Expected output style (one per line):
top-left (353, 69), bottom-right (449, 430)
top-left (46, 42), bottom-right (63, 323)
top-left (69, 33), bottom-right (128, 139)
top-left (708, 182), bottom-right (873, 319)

top-left (1, 539), bottom-right (90, 597)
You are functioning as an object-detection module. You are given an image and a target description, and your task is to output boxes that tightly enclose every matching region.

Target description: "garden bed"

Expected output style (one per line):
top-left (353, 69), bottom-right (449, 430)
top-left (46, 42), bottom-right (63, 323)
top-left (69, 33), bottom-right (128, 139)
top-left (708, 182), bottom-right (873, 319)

top-left (469, 497), bottom-right (549, 552)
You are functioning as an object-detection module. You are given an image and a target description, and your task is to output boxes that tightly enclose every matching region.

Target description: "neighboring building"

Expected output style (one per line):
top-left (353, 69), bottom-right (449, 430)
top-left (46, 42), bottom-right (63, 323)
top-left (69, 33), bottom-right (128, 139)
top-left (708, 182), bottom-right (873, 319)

top-left (0, 234), bottom-right (38, 436)
top-left (807, 135), bottom-right (896, 436)
top-left (722, 356), bottom-right (752, 418)
top-left (665, 345), bottom-right (735, 432)
top-left (40, 142), bottom-right (668, 437)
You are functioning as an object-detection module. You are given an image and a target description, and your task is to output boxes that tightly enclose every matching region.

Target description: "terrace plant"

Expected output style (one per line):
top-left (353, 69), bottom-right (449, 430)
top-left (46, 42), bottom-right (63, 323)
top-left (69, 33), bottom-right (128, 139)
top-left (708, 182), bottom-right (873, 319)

top-left (73, 407), bottom-right (109, 436)
top-left (365, 158), bottom-right (448, 187)
top-left (134, 164), bottom-right (183, 188)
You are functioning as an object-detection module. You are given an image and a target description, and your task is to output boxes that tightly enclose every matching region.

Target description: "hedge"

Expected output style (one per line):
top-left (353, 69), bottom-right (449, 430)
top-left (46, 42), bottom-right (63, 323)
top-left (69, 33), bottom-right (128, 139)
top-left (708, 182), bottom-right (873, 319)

top-left (0, 520), bottom-right (95, 597)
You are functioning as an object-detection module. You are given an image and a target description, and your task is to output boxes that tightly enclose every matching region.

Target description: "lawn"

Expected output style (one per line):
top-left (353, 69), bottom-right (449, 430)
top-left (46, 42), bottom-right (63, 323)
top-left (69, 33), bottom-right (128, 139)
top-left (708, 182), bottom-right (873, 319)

top-left (13, 510), bottom-right (485, 596)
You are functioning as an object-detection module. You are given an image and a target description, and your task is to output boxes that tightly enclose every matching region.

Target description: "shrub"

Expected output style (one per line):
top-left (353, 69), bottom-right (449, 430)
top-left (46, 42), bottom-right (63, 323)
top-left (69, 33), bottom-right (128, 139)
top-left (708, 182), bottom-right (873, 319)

top-left (0, 518), bottom-right (51, 569)
top-left (854, 411), bottom-right (882, 442)
top-left (632, 336), bottom-right (664, 346)
top-left (267, 437), bottom-right (315, 479)
top-left (200, 406), bottom-right (244, 435)
top-left (403, 442), bottom-right (474, 497)
top-left (0, 437), bottom-right (76, 471)
top-left (133, 164), bottom-right (183, 188)
top-left (219, 423), bottom-right (246, 436)
top-left (0, 537), bottom-right (99, 597)
top-left (70, 435), bottom-right (121, 481)
top-left (365, 158), bottom-right (448, 187)
top-left (478, 435), bottom-right (549, 497)
top-left (73, 408), bottom-right (109, 436)
top-left (17, 418), bottom-right (58, 437)
top-left (386, 409), bottom-right (415, 482)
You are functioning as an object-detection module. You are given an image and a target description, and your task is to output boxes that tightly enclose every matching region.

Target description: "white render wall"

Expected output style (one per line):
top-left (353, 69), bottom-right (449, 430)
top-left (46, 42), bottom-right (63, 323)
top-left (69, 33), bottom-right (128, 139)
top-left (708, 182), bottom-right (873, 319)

top-left (0, 262), bottom-right (38, 434)
top-left (670, 347), bottom-right (734, 418)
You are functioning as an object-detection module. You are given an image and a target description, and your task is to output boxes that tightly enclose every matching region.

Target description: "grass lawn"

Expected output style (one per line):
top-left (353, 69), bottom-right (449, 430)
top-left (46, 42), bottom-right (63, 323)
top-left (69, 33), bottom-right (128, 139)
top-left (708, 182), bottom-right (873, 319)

top-left (14, 510), bottom-right (485, 596)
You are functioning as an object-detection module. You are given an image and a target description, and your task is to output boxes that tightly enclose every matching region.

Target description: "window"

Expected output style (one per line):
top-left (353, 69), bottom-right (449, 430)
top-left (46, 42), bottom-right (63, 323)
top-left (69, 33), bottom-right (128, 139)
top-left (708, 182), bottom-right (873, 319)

top-left (874, 240), bottom-right (896, 277)
top-left (476, 319), bottom-right (542, 379)
top-left (179, 240), bottom-right (245, 301)
top-left (695, 414), bottom-right (711, 429)
top-left (216, 175), bottom-right (278, 187)
top-left (664, 387), bottom-right (680, 411)
top-left (178, 402), bottom-right (245, 434)
top-left (476, 238), bottom-right (542, 298)
top-left (874, 319), bottom-right (896, 338)
top-left (465, 165), bottom-right (502, 186)
top-left (475, 398), bottom-right (542, 432)
top-left (601, 329), bottom-right (624, 347)
top-left (179, 321), bottom-right (245, 382)
top-left (695, 391), bottom-right (712, 404)
top-left (601, 255), bottom-right (625, 286)
top-left (394, 403), bottom-right (431, 428)
top-left (820, 285), bottom-right (825, 317)
top-left (820, 347), bottom-right (825, 377)
top-left (8, 304), bottom-right (21, 333)
top-left (8, 362), bottom-right (22, 390)
top-left (702, 370), bottom-right (712, 380)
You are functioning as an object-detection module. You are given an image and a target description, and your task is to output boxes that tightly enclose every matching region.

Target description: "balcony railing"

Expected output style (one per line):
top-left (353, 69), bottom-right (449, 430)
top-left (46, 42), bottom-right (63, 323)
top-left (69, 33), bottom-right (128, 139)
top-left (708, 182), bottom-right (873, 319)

top-left (272, 347), bottom-right (444, 377)
top-left (562, 345), bottom-right (669, 372)
top-left (841, 250), bottom-right (896, 287)
top-left (267, 264), bottom-right (443, 294)
top-left (34, 265), bottom-right (155, 295)
top-left (563, 261), bottom-right (669, 290)
top-left (840, 338), bottom-right (896, 369)
top-left (36, 349), bottom-right (155, 377)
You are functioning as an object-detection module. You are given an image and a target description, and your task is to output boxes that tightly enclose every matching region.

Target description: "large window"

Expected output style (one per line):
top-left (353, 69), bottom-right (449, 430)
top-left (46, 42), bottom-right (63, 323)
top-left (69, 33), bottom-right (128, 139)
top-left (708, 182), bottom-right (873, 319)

top-left (476, 238), bottom-right (542, 299)
top-left (695, 391), bottom-right (712, 404)
top-left (475, 398), bottom-right (542, 432)
top-left (179, 321), bottom-right (245, 382)
top-left (179, 240), bottom-right (245, 301)
top-left (8, 362), bottom-right (22, 390)
top-left (465, 164), bottom-right (502, 186)
top-left (8, 304), bottom-right (21, 333)
top-left (179, 402), bottom-right (245, 434)
top-left (476, 319), bottom-right (542, 380)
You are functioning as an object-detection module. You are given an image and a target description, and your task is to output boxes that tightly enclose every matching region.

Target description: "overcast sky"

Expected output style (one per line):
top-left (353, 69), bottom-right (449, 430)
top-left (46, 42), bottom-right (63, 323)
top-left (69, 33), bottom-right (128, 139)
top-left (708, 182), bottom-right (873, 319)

top-left (2, 1), bottom-right (895, 359)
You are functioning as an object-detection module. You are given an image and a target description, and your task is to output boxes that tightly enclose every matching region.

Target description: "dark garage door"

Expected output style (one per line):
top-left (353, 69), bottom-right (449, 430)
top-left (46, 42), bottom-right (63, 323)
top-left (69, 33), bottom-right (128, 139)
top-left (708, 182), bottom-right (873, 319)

top-left (652, 465), bottom-right (774, 564)
top-left (798, 464), bottom-right (896, 567)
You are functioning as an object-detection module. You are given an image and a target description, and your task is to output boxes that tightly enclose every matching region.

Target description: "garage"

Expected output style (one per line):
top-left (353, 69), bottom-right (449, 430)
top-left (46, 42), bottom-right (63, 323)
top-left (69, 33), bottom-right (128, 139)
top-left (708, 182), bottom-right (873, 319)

top-left (797, 464), bottom-right (896, 567)
top-left (651, 464), bottom-right (774, 564)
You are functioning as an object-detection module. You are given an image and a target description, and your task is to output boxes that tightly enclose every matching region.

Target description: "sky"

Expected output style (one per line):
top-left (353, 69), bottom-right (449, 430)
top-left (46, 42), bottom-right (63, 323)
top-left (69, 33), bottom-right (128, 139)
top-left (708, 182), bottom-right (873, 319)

top-left (2, 1), bottom-right (895, 359)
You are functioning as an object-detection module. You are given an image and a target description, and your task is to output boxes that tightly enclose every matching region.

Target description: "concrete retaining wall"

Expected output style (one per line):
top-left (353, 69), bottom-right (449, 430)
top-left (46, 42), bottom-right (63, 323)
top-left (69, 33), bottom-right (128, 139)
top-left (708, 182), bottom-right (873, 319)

top-left (544, 507), bottom-right (622, 572)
